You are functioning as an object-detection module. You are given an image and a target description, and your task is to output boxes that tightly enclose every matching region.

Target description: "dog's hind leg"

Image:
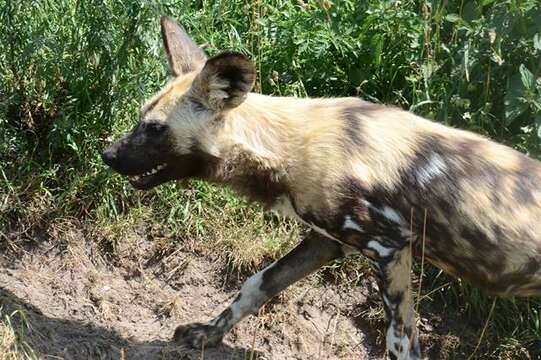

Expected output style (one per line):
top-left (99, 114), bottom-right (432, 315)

top-left (372, 241), bottom-right (421, 360)
top-left (173, 230), bottom-right (346, 348)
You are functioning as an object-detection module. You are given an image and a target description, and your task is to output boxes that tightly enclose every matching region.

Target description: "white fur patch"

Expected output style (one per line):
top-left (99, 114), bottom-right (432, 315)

top-left (361, 200), bottom-right (406, 226)
top-left (416, 153), bottom-right (447, 187)
top-left (387, 320), bottom-right (417, 360)
top-left (367, 240), bottom-right (395, 258)
top-left (342, 216), bottom-right (364, 232)
top-left (382, 206), bottom-right (406, 226)
top-left (222, 262), bottom-right (273, 327)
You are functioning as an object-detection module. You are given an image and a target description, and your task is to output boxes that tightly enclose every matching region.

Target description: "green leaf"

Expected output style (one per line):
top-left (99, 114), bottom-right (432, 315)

top-left (347, 67), bottom-right (365, 84)
top-left (534, 33), bottom-right (541, 51)
top-left (445, 14), bottom-right (462, 23)
top-left (371, 34), bottom-right (384, 67)
top-left (463, 1), bottom-right (481, 22)
top-left (505, 100), bottom-right (527, 123)
top-left (519, 64), bottom-right (535, 90)
top-left (505, 73), bottom-right (527, 123)
top-left (66, 133), bottom-right (79, 152)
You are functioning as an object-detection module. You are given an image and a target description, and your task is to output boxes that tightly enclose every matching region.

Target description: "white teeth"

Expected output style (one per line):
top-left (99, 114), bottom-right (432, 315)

top-left (128, 163), bottom-right (167, 181)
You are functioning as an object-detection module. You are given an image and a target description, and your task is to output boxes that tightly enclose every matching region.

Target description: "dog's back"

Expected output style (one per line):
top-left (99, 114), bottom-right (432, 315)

top-left (230, 94), bottom-right (541, 297)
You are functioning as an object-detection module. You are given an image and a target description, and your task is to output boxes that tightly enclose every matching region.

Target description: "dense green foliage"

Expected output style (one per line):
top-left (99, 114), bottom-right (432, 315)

top-left (1, 0), bottom-right (541, 358)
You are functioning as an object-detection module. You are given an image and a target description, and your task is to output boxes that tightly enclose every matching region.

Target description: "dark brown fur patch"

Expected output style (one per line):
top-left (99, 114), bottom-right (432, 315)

top-left (203, 145), bottom-right (287, 207)
top-left (260, 233), bottom-right (343, 297)
top-left (192, 52), bottom-right (256, 109)
top-left (340, 101), bottom-right (387, 150)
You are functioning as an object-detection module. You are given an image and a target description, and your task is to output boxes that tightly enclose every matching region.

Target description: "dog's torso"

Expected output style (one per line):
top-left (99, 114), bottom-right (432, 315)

top-left (212, 94), bottom-right (541, 297)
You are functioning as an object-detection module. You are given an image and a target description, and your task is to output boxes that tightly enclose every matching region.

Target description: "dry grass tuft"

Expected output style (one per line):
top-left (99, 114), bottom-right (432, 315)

top-left (0, 309), bottom-right (37, 360)
top-left (209, 212), bottom-right (301, 274)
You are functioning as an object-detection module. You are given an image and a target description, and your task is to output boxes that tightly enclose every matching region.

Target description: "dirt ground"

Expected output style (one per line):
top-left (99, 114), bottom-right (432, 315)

top-left (0, 224), bottom-right (481, 359)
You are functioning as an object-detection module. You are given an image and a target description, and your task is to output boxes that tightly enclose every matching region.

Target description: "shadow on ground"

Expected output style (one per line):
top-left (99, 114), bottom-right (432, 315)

top-left (0, 288), bottom-right (260, 360)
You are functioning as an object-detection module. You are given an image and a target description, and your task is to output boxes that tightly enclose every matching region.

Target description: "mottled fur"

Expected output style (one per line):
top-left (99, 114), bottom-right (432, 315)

top-left (102, 17), bottom-right (541, 360)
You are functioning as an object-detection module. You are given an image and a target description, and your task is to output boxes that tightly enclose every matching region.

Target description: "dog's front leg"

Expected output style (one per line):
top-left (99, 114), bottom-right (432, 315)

top-left (173, 230), bottom-right (346, 348)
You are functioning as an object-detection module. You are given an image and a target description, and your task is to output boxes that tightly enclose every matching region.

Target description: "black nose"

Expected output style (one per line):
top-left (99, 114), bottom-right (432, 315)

top-left (101, 148), bottom-right (116, 167)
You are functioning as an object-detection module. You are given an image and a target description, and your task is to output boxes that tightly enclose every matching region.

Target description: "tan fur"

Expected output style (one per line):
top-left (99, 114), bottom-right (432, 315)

top-left (144, 75), bottom-right (540, 223)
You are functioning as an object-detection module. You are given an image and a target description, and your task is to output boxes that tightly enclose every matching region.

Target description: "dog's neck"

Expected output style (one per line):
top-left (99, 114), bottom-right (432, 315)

top-left (198, 93), bottom-right (305, 206)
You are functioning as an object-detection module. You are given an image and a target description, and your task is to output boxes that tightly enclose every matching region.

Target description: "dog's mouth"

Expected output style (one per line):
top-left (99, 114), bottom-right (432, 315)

top-left (127, 163), bottom-right (170, 189)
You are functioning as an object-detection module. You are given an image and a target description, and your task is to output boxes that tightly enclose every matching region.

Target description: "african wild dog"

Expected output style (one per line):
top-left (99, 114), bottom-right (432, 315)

top-left (102, 16), bottom-right (541, 360)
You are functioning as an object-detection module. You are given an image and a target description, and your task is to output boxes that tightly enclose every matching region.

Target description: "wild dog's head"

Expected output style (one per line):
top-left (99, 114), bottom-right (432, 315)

top-left (102, 16), bottom-right (255, 189)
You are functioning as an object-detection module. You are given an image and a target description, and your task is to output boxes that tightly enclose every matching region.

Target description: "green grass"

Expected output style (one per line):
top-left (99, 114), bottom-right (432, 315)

top-left (1, 0), bottom-right (541, 358)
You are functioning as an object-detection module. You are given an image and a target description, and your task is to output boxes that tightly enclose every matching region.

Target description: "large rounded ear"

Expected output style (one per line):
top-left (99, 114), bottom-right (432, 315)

top-left (160, 16), bottom-right (207, 76)
top-left (191, 52), bottom-right (256, 111)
